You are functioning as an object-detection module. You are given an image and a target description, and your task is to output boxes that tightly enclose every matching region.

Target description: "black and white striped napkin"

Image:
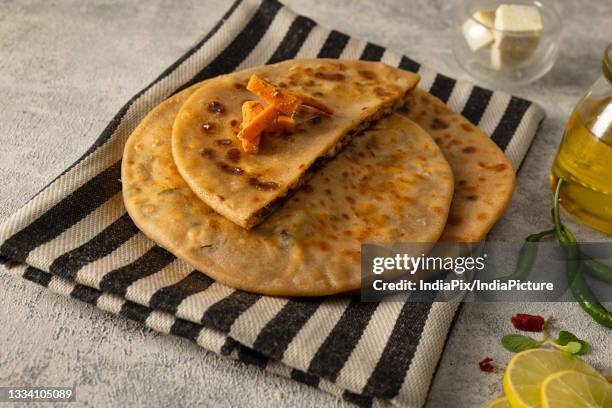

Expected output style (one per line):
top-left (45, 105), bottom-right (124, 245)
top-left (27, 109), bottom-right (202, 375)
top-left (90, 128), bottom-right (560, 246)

top-left (0, 0), bottom-right (545, 406)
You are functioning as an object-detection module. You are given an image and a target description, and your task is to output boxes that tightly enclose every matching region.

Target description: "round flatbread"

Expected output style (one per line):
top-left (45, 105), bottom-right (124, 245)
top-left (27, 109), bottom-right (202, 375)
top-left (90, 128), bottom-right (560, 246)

top-left (122, 88), bottom-right (453, 296)
top-left (400, 88), bottom-right (516, 242)
top-left (171, 59), bottom-right (419, 229)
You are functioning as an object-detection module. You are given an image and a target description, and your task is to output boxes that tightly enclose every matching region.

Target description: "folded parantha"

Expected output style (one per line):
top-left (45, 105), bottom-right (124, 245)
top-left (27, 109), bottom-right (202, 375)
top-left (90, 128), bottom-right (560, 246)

top-left (122, 87), bottom-right (453, 296)
top-left (171, 59), bottom-right (419, 229)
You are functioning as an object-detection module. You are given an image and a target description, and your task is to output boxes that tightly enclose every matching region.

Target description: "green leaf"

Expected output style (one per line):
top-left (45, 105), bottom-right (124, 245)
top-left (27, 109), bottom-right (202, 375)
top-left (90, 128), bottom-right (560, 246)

top-left (501, 334), bottom-right (541, 353)
top-left (556, 331), bottom-right (589, 355)
top-left (556, 330), bottom-right (578, 345)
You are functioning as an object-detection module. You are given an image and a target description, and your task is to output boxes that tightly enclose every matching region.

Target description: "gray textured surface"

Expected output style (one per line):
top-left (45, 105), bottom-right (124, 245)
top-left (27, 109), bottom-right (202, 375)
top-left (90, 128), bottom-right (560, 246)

top-left (0, 0), bottom-right (610, 407)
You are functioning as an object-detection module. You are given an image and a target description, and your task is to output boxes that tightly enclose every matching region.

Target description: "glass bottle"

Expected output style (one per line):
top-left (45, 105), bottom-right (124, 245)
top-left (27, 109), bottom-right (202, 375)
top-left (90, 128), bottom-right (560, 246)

top-left (550, 44), bottom-right (612, 235)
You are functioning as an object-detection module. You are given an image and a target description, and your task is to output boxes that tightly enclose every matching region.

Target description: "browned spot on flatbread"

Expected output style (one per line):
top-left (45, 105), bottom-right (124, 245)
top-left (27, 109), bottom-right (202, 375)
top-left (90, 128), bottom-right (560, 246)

top-left (462, 146), bottom-right (477, 154)
top-left (431, 118), bottom-right (449, 130)
top-left (495, 163), bottom-right (508, 172)
top-left (478, 162), bottom-right (509, 172)
top-left (207, 101), bottom-right (225, 115)
top-left (461, 123), bottom-right (475, 132)
top-left (217, 163), bottom-right (243, 175)
top-left (200, 148), bottom-right (216, 159)
top-left (358, 70), bottom-right (376, 80)
top-left (314, 71), bottom-right (345, 81)
top-left (374, 87), bottom-right (392, 97)
top-left (226, 148), bottom-right (241, 163)
top-left (215, 139), bottom-right (232, 146)
top-left (248, 178), bottom-right (279, 191)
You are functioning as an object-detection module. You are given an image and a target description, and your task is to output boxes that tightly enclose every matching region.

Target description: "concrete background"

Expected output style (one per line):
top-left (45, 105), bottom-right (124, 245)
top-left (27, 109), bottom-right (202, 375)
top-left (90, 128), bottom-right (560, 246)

top-left (0, 0), bottom-right (610, 406)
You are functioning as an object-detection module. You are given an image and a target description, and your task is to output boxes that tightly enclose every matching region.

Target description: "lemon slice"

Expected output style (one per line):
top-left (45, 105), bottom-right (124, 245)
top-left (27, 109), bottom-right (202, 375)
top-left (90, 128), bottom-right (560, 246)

top-left (503, 349), bottom-right (602, 408)
top-left (486, 397), bottom-right (512, 408)
top-left (541, 370), bottom-right (612, 408)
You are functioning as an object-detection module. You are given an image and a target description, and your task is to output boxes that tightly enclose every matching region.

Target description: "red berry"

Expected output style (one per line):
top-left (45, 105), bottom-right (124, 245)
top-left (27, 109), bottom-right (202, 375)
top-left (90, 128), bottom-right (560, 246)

top-left (479, 357), bottom-right (495, 372)
top-left (511, 314), bottom-right (545, 332)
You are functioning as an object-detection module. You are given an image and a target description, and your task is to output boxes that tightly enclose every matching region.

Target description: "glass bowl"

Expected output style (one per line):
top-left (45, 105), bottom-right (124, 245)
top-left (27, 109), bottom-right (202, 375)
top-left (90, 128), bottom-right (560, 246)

top-left (451, 0), bottom-right (562, 87)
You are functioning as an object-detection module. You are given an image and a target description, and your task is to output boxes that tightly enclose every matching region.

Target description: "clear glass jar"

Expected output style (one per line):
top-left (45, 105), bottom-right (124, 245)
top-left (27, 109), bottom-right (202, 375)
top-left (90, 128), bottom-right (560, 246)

top-left (452, 0), bottom-right (562, 87)
top-left (550, 44), bottom-right (612, 235)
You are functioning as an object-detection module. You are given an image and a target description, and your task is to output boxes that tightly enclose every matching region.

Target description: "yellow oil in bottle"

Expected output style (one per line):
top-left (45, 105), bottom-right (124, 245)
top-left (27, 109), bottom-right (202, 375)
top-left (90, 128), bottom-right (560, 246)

top-left (550, 103), bottom-right (612, 235)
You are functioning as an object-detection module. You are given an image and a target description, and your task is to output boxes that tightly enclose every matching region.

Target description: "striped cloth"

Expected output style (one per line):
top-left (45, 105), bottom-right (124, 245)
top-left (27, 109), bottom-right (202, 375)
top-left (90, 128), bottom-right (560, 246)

top-left (0, 0), bottom-right (545, 406)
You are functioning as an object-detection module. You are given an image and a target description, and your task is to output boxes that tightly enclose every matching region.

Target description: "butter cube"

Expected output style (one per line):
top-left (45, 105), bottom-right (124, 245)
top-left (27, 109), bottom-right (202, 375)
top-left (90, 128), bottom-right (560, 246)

top-left (491, 5), bottom-right (543, 70)
top-left (493, 5), bottom-right (542, 50)
top-left (494, 4), bottom-right (543, 32)
top-left (462, 9), bottom-right (495, 51)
